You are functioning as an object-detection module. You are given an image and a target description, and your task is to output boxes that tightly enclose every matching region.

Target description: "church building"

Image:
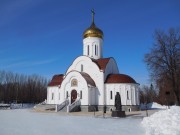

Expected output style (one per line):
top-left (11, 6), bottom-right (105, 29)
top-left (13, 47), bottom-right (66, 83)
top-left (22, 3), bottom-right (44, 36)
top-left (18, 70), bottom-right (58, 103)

top-left (47, 11), bottom-right (140, 112)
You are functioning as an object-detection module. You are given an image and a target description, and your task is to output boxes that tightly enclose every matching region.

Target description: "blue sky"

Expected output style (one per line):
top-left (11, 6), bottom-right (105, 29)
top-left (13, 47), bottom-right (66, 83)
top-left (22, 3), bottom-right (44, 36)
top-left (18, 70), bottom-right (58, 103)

top-left (0, 0), bottom-right (180, 85)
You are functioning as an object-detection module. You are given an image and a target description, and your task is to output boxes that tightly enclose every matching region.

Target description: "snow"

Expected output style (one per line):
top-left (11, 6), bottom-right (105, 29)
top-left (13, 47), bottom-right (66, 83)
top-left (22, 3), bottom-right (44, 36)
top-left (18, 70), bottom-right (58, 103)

top-left (140, 102), bottom-right (167, 110)
top-left (142, 106), bottom-right (180, 135)
top-left (0, 109), bottom-right (145, 135)
top-left (10, 103), bottom-right (34, 109)
top-left (1, 104), bottom-right (180, 135)
top-left (0, 104), bottom-right (9, 106)
top-left (0, 103), bottom-right (34, 109)
top-left (151, 102), bottom-right (167, 109)
top-left (0, 103), bottom-right (10, 107)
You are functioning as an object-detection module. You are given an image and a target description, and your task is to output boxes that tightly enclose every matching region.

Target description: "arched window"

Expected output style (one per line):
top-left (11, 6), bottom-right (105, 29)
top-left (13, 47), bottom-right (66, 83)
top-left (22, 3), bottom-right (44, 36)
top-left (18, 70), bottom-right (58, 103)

top-left (127, 91), bottom-right (129, 100)
top-left (80, 91), bottom-right (82, 99)
top-left (52, 93), bottom-right (54, 100)
top-left (96, 45), bottom-right (98, 56)
top-left (87, 45), bottom-right (89, 55)
top-left (95, 44), bottom-right (98, 56)
top-left (81, 64), bottom-right (83, 72)
top-left (95, 44), bottom-right (97, 55)
top-left (71, 79), bottom-right (78, 87)
top-left (66, 91), bottom-right (68, 98)
top-left (110, 91), bottom-right (113, 99)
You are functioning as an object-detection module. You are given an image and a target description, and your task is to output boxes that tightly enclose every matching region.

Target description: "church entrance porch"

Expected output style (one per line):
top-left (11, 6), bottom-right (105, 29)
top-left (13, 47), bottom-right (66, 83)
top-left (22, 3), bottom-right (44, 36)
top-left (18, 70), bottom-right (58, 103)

top-left (71, 90), bottom-right (77, 104)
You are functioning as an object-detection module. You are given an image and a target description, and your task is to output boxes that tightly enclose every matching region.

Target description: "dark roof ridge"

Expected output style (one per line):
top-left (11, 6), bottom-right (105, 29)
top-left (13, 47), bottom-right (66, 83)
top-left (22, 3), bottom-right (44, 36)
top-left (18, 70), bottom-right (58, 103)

top-left (105, 74), bottom-right (138, 84)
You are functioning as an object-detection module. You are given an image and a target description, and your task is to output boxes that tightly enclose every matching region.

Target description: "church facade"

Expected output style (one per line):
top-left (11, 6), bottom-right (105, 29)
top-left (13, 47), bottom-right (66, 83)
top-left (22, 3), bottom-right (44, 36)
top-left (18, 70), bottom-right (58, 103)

top-left (47, 12), bottom-right (140, 112)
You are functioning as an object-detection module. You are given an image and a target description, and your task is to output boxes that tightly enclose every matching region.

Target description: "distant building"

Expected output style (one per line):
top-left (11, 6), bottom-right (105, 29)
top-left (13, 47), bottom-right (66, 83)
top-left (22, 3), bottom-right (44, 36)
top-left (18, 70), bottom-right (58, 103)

top-left (47, 11), bottom-right (140, 112)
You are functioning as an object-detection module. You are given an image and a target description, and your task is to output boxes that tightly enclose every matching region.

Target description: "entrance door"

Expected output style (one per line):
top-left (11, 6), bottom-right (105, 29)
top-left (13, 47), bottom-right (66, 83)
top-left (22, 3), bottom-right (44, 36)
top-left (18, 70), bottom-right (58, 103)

top-left (71, 90), bottom-right (77, 104)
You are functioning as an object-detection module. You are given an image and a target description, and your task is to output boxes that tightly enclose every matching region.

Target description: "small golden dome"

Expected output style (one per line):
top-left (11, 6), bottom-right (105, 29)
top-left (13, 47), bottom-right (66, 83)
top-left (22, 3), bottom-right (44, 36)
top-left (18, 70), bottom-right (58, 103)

top-left (83, 10), bottom-right (103, 39)
top-left (83, 23), bottom-right (103, 39)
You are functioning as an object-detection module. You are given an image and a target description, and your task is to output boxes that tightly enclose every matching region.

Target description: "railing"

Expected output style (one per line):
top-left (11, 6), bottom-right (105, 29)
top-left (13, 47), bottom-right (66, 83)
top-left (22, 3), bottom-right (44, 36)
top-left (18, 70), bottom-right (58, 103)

top-left (55, 99), bottom-right (69, 112)
top-left (67, 99), bottom-right (81, 112)
top-left (0, 104), bottom-right (10, 109)
top-left (39, 99), bottom-right (47, 105)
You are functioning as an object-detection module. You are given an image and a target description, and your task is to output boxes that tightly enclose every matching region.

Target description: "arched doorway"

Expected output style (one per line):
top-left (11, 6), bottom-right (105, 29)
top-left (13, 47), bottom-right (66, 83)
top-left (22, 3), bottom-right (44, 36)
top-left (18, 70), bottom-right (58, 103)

top-left (71, 90), bottom-right (77, 104)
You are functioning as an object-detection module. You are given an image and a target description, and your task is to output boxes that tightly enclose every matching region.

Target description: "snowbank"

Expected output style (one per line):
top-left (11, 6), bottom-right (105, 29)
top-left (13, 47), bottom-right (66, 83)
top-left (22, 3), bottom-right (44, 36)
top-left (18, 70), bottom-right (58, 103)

top-left (151, 102), bottom-right (167, 109)
top-left (140, 102), bottom-right (167, 110)
top-left (142, 106), bottom-right (180, 135)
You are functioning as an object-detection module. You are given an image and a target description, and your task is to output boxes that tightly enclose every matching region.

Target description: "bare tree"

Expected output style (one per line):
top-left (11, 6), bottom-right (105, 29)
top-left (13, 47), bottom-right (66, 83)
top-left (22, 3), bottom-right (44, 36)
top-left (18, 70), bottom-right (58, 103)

top-left (139, 84), bottom-right (157, 104)
top-left (0, 70), bottom-right (48, 103)
top-left (144, 28), bottom-right (180, 105)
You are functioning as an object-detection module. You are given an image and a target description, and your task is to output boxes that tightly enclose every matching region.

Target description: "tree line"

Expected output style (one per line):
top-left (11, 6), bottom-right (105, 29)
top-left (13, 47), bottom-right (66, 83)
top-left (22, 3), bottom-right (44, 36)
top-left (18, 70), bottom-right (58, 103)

top-left (142, 27), bottom-right (180, 105)
top-left (0, 70), bottom-right (48, 104)
top-left (139, 84), bottom-right (157, 104)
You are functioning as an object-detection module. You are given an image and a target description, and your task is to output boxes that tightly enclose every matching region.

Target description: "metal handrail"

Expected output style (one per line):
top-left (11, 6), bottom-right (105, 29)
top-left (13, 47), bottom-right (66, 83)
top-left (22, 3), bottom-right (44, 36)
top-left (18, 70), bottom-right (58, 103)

top-left (55, 99), bottom-right (69, 112)
top-left (67, 99), bottom-right (81, 112)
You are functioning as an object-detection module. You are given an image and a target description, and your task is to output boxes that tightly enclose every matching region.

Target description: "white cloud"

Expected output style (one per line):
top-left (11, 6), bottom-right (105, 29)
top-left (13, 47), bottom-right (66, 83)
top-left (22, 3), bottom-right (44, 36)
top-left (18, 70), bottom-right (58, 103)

top-left (1, 58), bottom-right (57, 69)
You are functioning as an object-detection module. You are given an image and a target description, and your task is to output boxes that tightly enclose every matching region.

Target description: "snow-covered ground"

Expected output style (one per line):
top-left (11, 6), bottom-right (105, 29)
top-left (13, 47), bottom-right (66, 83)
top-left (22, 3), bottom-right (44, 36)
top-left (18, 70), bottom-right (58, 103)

top-left (0, 109), bottom-right (145, 135)
top-left (0, 103), bottom-right (179, 135)
top-left (142, 106), bottom-right (180, 135)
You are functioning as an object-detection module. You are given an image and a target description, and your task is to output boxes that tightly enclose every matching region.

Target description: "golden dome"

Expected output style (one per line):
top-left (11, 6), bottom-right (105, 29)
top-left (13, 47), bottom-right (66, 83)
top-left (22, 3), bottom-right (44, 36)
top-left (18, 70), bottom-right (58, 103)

top-left (83, 23), bottom-right (103, 39)
top-left (83, 10), bottom-right (104, 39)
